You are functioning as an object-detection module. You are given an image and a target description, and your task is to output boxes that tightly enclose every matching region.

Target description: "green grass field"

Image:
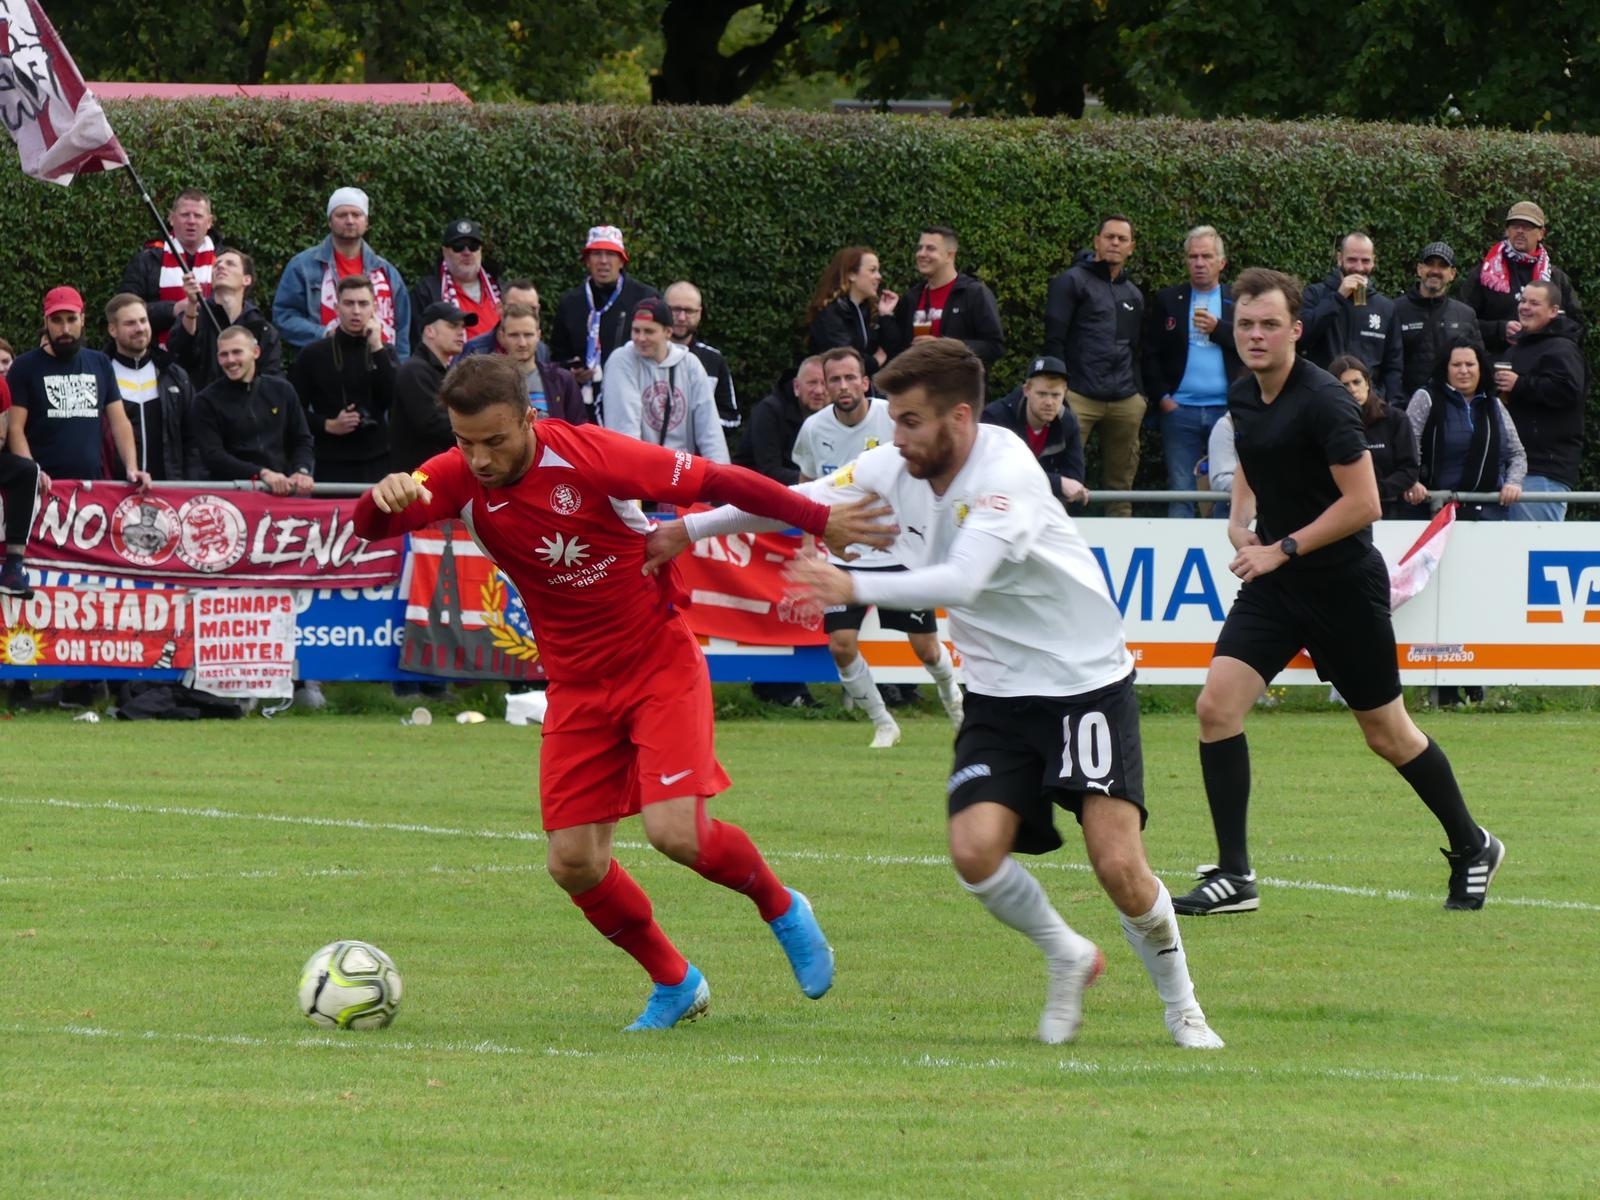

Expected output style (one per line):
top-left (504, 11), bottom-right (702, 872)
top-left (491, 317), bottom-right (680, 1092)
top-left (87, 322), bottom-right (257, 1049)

top-left (2, 703), bottom-right (1597, 1198)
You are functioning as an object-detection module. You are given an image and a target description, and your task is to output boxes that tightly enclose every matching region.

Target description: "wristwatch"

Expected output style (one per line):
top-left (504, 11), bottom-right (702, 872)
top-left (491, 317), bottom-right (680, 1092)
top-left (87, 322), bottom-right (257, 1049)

top-left (1279, 536), bottom-right (1299, 560)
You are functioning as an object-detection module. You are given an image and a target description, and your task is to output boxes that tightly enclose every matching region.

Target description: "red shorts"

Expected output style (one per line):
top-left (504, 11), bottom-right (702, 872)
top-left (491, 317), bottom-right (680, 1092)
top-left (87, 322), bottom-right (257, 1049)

top-left (538, 616), bottom-right (731, 831)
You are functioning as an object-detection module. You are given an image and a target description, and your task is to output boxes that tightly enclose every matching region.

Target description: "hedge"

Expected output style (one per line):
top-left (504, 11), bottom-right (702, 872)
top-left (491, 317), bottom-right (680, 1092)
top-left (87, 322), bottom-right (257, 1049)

top-left (7, 102), bottom-right (1600, 494)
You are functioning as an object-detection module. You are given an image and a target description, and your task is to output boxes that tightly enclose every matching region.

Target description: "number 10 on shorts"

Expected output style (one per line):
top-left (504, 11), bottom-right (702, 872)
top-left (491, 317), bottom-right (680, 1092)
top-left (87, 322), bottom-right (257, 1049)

top-left (1059, 712), bottom-right (1113, 782)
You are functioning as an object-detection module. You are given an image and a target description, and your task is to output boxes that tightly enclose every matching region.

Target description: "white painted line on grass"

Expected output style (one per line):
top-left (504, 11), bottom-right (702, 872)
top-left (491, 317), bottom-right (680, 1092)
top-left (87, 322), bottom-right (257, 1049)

top-left (3, 794), bottom-right (1595, 913)
top-left (6, 1021), bottom-right (1596, 1095)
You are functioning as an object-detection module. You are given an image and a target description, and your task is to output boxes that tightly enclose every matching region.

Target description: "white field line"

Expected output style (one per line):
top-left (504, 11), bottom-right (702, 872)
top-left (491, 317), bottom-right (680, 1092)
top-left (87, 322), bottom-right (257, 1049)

top-left (4, 1021), bottom-right (1597, 1095)
top-left (2, 794), bottom-right (1596, 913)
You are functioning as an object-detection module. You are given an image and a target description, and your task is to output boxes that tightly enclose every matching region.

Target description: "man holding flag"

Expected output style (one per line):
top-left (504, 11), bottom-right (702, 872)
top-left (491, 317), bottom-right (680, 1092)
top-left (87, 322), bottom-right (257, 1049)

top-left (119, 189), bottom-right (217, 343)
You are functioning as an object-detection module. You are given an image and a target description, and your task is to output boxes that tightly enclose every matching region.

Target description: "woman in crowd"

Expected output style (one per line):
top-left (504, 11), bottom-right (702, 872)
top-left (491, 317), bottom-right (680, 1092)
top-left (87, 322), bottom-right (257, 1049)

top-left (1401, 339), bottom-right (1526, 522)
top-left (1330, 354), bottom-right (1418, 520)
top-left (806, 246), bottom-right (904, 378)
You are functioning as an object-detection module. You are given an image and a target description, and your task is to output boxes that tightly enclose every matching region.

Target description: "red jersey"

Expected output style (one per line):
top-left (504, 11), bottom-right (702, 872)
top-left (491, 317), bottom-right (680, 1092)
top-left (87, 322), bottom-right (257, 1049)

top-left (355, 421), bottom-right (827, 681)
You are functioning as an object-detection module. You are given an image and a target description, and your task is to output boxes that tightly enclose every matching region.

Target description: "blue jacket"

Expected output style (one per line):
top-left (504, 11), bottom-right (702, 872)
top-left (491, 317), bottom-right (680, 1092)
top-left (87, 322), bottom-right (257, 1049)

top-left (272, 236), bottom-right (411, 359)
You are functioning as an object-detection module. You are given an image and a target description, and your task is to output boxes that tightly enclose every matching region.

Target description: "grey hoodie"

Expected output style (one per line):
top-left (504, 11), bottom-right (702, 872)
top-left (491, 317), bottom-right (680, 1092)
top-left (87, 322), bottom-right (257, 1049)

top-left (599, 341), bottom-right (729, 462)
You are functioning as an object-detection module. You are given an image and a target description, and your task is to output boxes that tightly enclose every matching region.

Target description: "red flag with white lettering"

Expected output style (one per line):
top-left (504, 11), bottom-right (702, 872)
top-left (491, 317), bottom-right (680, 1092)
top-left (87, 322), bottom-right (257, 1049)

top-left (0, 1), bottom-right (128, 184)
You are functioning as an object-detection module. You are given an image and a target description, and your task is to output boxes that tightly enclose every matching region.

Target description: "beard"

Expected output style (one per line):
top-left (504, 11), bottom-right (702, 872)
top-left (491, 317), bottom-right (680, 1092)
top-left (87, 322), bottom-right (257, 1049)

top-left (49, 332), bottom-right (83, 358)
top-left (901, 423), bottom-right (956, 480)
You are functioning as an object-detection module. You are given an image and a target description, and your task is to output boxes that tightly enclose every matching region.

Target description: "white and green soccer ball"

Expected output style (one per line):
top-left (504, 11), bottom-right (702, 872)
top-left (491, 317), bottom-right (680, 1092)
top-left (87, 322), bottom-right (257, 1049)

top-left (298, 940), bottom-right (403, 1030)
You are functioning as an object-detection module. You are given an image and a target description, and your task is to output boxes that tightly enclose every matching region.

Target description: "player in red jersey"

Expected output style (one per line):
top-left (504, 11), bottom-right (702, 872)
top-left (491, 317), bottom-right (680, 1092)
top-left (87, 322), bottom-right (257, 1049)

top-left (353, 354), bottom-right (893, 1029)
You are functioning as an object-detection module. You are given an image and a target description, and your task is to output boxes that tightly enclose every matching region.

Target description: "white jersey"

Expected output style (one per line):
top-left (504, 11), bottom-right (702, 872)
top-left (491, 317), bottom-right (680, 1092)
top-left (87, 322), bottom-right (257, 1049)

top-left (805, 425), bottom-right (1134, 698)
top-left (793, 397), bottom-right (899, 566)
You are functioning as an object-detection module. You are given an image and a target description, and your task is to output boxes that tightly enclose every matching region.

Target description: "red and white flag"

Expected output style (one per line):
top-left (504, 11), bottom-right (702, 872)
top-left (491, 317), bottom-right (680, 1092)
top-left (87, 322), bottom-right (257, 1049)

top-left (1387, 500), bottom-right (1457, 611)
top-left (0, 1), bottom-right (127, 184)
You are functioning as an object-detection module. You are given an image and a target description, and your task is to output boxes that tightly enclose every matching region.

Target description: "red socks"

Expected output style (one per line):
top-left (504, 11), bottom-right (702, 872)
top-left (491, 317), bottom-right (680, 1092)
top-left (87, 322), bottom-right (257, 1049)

top-left (690, 798), bottom-right (791, 923)
top-left (570, 860), bottom-right (688, 985)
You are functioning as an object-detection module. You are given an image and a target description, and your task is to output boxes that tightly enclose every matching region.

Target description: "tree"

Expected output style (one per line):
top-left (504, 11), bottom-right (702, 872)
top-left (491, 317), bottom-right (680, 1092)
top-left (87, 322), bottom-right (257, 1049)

top-left (822, 0), bottom-right (1163, 118)
top-left (1122, 1), bottom-right (1600, 132)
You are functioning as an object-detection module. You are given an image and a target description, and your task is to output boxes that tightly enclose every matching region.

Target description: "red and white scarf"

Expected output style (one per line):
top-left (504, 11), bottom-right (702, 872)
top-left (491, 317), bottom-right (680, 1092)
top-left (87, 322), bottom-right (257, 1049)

top-left (155, 236), bottom-right (215, 346)
top-left (1477, 240), bottom-right (1551, 294)
top-left (319, 258), bottom-right (397, 345)
top-left (439, 261), bottom-right (501, 313)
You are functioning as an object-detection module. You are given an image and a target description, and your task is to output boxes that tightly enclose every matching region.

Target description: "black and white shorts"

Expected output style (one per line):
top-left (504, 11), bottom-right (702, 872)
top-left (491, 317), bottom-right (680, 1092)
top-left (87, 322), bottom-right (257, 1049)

top-left (946, 673), bottom-right (1147, 856)
top-left (824, 564), bottom-right (939, 635)
top-left (1213, 548), bottom-right (1401, 711)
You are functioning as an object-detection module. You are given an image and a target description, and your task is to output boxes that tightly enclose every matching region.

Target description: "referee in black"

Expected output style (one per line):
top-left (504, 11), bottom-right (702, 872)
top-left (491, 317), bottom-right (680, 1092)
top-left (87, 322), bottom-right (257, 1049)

top-left (1173, 267), bottom-right (1504, 916)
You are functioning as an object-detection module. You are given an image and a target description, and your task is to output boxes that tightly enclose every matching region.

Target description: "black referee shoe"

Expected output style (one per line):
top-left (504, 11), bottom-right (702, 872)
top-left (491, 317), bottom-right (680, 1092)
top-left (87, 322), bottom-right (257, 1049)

top-left (1172, 865), bottom-right (1260, 916)
top-left (1442, 828), bottom-right (1505, 911)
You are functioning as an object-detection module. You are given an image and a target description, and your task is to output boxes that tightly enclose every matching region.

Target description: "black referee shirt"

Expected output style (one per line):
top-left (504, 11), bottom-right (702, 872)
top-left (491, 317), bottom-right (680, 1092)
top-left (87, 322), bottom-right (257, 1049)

top-left (1228, 356), bottom-right (1373, 565)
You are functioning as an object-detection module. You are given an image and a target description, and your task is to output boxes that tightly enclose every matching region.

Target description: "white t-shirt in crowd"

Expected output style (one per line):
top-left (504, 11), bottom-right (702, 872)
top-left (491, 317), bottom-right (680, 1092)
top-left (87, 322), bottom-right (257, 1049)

top-left (792, 397), bottom-right (898, 566)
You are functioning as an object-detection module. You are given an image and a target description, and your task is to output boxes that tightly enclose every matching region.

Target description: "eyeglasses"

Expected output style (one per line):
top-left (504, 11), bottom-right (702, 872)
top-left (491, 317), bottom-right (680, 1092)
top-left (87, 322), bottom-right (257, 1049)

top-left (448, 241), bottom-right (482, 253)
top-left (669, 306), bottom-right (701, 316)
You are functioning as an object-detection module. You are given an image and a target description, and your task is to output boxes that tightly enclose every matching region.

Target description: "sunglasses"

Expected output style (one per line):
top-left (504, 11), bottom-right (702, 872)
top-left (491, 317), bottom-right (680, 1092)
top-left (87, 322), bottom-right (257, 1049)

top-left (448, 241), bottom-right (482, 253)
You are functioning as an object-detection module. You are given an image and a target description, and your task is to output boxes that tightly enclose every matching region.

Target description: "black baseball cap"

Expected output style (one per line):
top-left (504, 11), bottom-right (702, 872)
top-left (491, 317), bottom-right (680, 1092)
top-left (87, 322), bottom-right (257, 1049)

top-left (1026, 355), bottom-right (1069, 380)
top-left (632, 296), bottom-right (673, 327)
top-left (420, 301), bottom-right (478, 327)
top-left (442, 219), bottom-right (483, 246)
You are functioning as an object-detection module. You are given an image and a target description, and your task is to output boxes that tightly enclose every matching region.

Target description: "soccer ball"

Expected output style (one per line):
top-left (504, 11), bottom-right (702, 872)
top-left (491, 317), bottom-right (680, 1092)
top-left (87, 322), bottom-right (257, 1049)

top-left (298, 940), bottom-right (403, 1030)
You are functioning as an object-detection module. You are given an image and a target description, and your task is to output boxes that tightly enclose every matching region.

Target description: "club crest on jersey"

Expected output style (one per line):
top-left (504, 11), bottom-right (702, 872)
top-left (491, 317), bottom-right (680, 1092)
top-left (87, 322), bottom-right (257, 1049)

top-left (864, 438), bottom-right (880, 450)
top-left (955, 502), bottom-right (969, 526)
top-left (549, 484), bottom-right (582, 516)
top-left (828, 464), bottom-right (855, 489)
top-left (412, 469), bottom-right (428, 484)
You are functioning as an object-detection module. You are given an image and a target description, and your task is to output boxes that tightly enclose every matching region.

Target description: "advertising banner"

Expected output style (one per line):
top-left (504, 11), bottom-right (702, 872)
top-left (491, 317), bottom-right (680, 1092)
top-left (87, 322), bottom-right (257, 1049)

top-left (25, 482), bottom-right (405, 586)
top-left (400, 526), bottom-right (545, 683)
top-left (190, 591), bottom-right (296, 698)
top-left (673, 515), bottom-right (831, 647)
top-left (0, 583), bottom-right (189, 673)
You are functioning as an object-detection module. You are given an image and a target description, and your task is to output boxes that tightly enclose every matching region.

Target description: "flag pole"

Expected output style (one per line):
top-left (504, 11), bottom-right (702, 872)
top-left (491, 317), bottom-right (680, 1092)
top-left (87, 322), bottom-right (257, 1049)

top-left (121, 159), bottom-right (224, 336)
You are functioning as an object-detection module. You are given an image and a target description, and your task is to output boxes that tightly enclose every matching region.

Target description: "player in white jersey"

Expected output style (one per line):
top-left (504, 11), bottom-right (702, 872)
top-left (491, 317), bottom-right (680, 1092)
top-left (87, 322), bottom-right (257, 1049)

top-left (656, 339), bottom-right (1223, 1049)
top-left (792, 347), bottom-right (963, 747)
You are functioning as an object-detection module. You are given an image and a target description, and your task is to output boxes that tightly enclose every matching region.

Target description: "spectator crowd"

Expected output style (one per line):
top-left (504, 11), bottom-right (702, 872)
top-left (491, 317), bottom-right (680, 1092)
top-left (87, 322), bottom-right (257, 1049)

top-left (0, 186), bottom-right (1588, 711)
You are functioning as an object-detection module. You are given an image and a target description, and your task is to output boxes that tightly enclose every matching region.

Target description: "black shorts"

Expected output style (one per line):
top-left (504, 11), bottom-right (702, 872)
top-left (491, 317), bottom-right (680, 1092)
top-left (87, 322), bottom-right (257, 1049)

top-left (823, 565), bottom-right (939, 635)
top-left (947, 674), bottom-right (1147, 856)
top-left (1213, 547), bottom-right (1401, 711)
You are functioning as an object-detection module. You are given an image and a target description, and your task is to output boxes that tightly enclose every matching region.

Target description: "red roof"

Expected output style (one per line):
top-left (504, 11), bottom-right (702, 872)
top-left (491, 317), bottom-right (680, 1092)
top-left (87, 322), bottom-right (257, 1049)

top-left (89, 82), bottom-right (472, 104)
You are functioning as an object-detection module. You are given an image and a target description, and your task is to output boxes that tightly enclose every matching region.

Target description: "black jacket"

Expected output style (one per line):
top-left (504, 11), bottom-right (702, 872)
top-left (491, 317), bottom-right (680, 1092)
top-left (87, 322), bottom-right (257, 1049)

top-left (389, 345), bottom-right (453, 473)
top-left (980, 386), bottom-right (1086, 509)
top-left (1392, 288), bottom-right (1483, 399)
top-left (1141, 282), bottom-right (1241, 401)
top-left (191, 373), bottom-right (315, 480)
top-left (546, 275), bottom-right (659, 372)
top-left (408, 265), bottom-right (501, 348)
top-left (809, 296), bottom-right (906, 380)
top-left (1300, 268), bottom-right (1405, 403)
top-left (118, 240), bottom-right (225, 335)
top-left (166, 299), bottom-right (284, 391)
top-left (288, 331), bottom-right (398, 466)
top-left (1458, 252), bottom-right (1585, 354)
top-left (1504, 314), bottom-right (1587, 486)
top-left (105, 347), bottom-right (198, 480)
top-left (891, 272), bottom-right (1005, 367)
top-left (683, 337), bottom-right (740, 433)
top-left (1362, 404), bottom-right (1420, 517)
top-left (733, 373), bottom-right (810, 484)
top-left (1042, 258), bottom-right (1144, 400)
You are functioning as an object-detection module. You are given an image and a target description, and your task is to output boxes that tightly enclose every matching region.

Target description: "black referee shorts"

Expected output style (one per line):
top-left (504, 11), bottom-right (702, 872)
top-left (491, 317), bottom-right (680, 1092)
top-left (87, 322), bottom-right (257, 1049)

top-left (1213, 547), bottom-right (1402, 711)
top-left (823, 564), bottom-right (938, 635)
top-left (947, 673), bottom-right (1147, 856)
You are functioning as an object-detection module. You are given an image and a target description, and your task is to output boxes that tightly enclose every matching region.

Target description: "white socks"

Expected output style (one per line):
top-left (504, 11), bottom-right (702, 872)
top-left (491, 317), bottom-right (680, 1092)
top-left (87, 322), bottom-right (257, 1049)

top-left (1119, 879), bottom-right (1197, 1012)
top-left (962, 857), bottom-right (1096, 967)
top-left (837, 654), bottom-right (891, 723)
top-left (925, 643), bottom-right (956, 686)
